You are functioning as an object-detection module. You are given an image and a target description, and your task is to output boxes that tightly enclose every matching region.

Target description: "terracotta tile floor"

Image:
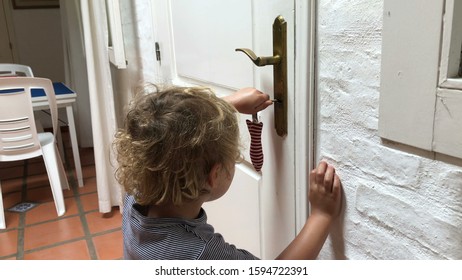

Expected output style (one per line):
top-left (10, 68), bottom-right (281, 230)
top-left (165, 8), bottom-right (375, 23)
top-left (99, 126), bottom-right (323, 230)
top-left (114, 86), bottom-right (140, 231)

top-left (0, 130), bottom-right (123, 260)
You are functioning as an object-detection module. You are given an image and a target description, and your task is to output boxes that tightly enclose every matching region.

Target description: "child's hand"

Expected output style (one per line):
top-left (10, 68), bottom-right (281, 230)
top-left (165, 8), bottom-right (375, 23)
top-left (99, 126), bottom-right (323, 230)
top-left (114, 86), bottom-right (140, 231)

top-left (276, 161), bottom-right (343, 260)
top-left (309, 161), bottom-right (342, 222)
top-left (223, 87), bottom-right (272, 114)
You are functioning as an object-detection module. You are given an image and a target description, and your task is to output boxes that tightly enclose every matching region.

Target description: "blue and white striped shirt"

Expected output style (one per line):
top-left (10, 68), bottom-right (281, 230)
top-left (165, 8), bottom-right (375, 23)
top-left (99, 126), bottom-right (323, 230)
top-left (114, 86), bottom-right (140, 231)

top-left (122, 195), bottom-right (259, 260)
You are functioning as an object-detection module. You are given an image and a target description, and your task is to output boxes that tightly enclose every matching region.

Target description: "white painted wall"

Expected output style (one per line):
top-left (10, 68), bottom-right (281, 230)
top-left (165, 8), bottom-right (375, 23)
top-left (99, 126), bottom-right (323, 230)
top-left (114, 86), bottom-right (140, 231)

top-left (317, 0), bottom-right (462, 259)
top-left (10, 8), bottom-right (64, 81)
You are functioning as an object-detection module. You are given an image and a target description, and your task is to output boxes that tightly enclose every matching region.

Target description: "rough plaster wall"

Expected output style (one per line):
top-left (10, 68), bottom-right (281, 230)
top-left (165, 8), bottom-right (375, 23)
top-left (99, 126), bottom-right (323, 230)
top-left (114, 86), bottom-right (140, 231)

top-left (317, 0), bottom-right (462, 259)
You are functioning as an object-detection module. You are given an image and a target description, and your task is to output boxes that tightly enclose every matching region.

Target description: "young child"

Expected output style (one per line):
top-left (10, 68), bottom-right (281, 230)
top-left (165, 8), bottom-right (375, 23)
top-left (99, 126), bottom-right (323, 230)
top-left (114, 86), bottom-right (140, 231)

top-left (114, 84), bottom-right (342, 260)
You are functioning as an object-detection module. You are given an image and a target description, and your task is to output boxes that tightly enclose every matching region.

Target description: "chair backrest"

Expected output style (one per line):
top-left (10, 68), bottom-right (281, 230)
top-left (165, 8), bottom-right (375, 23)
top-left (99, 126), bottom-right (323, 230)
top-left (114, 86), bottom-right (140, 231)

top-left (0, 63), bottom-right (34, 77)
top-left (0, 77), bottom-right (57, 162)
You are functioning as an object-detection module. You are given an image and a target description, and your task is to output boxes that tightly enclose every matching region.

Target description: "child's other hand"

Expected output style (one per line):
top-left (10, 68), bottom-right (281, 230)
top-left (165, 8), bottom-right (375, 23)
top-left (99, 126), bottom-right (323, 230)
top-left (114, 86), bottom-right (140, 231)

top-left (276, 161), bottom-right (343, 260)
top-left (224, 87), bottom-right (272, 114)
top-left (309, 161), bottom-right (342, 222)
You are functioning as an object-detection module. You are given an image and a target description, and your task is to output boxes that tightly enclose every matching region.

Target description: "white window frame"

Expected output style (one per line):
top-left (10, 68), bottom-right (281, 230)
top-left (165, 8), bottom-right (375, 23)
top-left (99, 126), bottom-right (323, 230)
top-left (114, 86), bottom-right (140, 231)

top-left (106, 0), bottom-right (126, 69)
top-left (439, 0), bottom-right (462, 90)
top-left (379, 0), bottom-right (462, 159)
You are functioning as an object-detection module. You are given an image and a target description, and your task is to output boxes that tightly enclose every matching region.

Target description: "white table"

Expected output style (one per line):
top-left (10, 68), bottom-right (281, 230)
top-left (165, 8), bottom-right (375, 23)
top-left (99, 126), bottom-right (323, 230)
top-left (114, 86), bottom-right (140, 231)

top-left (31, 82), bottom-right (84, 187)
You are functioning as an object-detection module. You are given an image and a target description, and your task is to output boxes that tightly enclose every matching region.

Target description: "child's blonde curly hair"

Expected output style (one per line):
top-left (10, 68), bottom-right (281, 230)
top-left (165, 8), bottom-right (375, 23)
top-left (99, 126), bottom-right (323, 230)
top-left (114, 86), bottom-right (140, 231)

top-left (113, 84), bottom-right (241, 206)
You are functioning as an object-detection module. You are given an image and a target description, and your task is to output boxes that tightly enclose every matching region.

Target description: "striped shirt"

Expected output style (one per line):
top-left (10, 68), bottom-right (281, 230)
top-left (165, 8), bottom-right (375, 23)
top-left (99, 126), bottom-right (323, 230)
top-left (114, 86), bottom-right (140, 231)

top-left (122, 195), bottom-right (259, 260)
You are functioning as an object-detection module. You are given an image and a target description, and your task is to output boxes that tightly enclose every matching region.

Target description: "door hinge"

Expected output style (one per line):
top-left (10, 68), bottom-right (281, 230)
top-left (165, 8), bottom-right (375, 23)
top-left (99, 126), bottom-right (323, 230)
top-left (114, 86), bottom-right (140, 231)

top-left (155, 42), bottom-right (161, 64)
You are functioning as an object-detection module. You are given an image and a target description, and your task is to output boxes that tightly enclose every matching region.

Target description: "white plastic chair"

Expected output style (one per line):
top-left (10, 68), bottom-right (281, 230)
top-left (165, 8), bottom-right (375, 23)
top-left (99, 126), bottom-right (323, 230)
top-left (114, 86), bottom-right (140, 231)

top-left (0, 77), bottom-right (69, 229)
top-left (0, 63), bottom-right (34, 77)
top-left (0, 64), bottom-right (67, 162)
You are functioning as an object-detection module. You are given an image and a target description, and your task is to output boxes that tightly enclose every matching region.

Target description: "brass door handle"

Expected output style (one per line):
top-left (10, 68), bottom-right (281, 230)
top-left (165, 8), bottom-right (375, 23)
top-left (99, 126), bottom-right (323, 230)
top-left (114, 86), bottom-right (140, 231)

top-left (235, 48), bottom-right (281, 66)
top-left (235, 15), bottom-right (287, 137)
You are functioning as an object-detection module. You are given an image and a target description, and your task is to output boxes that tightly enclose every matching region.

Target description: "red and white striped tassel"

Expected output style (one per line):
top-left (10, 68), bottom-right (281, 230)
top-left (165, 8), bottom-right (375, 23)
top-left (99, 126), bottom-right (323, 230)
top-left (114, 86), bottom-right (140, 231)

top-left (246, 119), bottom-right (264, 172)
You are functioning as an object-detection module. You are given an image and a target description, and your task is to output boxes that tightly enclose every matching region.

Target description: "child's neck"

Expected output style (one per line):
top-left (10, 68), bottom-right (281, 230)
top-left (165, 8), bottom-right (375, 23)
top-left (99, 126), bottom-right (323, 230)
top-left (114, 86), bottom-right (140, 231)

top-left (147, 199), bottom-right (204, 220)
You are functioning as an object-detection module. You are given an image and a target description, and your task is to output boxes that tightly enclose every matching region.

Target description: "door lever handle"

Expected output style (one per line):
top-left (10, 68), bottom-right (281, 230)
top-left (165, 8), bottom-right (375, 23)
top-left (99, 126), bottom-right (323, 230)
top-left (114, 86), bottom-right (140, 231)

top-left (235, 48), bottom-right (281, 67)
top-left (235, 15), bottom-right (287, 137)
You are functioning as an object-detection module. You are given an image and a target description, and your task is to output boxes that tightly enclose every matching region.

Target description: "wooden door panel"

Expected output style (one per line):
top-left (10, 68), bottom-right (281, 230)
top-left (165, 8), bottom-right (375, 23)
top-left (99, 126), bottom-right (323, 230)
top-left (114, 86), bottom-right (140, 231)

top-left (204, 164), bottom-right (261, 257)
top-left (171, 0), bottom-right (253, 89)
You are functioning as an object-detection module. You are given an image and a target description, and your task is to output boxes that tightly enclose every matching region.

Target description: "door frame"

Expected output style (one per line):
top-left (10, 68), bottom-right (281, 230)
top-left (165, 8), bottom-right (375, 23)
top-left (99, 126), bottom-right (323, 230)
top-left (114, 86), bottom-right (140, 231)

top-left (1, 0), bottom-right (19, 62)
top-left (294, 0), bottom-right (316, 232)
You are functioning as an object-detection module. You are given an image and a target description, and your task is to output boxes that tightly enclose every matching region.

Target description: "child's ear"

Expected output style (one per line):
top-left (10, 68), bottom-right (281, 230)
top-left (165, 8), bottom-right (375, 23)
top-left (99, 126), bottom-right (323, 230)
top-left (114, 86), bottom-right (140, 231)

top-left (207, 163), bottom-right (221, 189)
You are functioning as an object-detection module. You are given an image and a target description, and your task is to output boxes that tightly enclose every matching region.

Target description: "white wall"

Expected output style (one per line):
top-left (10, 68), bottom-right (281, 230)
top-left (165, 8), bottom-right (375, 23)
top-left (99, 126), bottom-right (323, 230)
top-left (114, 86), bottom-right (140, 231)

top-left (11, 7), bottom-right (64, 81)
top-left (317, 0), bottom-right (462, 259)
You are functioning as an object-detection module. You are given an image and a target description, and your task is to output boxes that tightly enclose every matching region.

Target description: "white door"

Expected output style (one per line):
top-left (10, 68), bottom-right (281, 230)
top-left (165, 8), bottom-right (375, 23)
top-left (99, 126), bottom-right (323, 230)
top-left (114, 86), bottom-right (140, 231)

top-left (152, 0), bottom-right (311, 259)
top-left (0, 0), bottom-right (15, 63)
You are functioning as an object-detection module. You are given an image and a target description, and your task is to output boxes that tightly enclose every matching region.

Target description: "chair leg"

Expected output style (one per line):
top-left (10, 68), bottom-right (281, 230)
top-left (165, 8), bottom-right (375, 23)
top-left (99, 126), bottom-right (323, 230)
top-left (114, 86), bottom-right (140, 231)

top-left (0, 180), bottom-right (6, 229)
top-left (41, 142), bottom-right (67, 217)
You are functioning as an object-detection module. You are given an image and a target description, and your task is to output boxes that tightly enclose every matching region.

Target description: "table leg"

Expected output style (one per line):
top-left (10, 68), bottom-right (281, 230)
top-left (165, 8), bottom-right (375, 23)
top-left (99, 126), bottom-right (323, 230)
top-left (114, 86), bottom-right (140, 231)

top-left (66, 105), bottom-right (84, 187)
top-left (56, 124), bottom-right (66, 163)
